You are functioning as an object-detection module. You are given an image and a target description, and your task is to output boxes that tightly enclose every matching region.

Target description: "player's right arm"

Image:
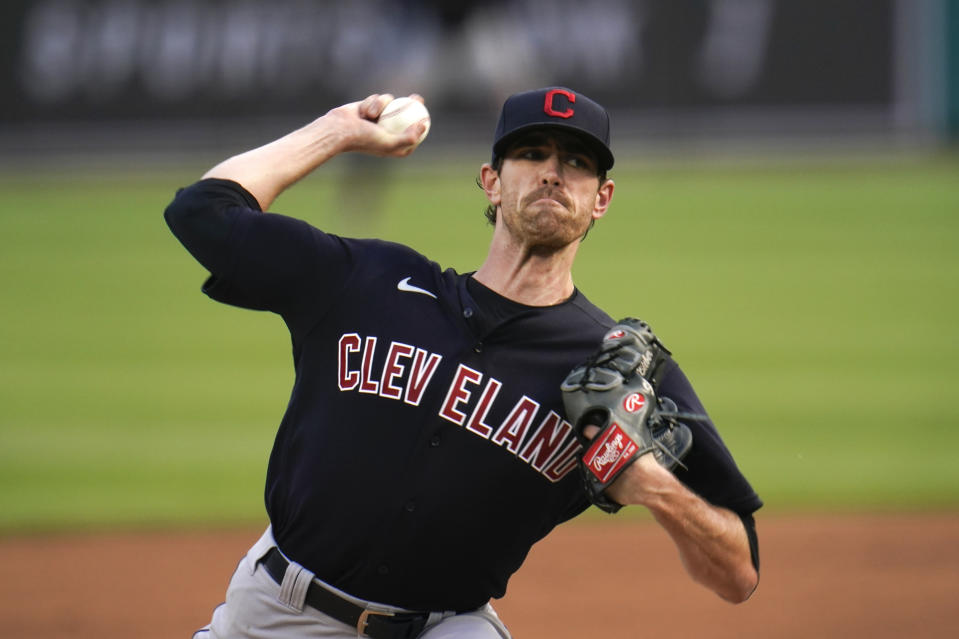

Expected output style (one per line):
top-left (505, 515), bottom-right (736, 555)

top-left (202, 94), bottom-right (426, 210)
top-left (164, 94), bottom-right (426, 322)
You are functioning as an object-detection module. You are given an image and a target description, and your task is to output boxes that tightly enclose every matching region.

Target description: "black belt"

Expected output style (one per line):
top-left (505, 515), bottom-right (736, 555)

top-left (259, 547), bottom-right (430, 639)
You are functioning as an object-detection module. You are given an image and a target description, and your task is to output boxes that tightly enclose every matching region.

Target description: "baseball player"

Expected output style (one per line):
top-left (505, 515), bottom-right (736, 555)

top-left (165, 87), bottom-right (761, 639)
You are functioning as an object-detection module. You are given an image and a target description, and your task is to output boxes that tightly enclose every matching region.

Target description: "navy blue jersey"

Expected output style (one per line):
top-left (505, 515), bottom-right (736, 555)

top-left (165, 179), bottom-right (762, 612)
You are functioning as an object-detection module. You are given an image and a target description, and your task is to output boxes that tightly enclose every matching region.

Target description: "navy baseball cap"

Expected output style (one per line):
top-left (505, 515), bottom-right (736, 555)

top-left (491, 87), bottom-right (614, 171)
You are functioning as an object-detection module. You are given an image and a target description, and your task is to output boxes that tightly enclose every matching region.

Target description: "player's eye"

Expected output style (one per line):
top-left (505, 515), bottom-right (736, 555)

top-left (564, 153), bottom-right (595, 171)
top-left (517, 148), bottom-right (546, 160)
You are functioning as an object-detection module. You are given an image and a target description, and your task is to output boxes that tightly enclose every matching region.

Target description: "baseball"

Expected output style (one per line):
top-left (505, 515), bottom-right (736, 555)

top-left (377, 97), bottom-right (431, 145)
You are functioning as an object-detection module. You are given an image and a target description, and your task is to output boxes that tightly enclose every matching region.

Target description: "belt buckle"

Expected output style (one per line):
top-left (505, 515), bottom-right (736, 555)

top-left (356, 608), bottom-right (395, 637)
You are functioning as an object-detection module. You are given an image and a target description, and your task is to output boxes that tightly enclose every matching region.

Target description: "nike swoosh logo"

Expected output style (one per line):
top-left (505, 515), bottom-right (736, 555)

top-left (397, 277), bottom-right (437, 299)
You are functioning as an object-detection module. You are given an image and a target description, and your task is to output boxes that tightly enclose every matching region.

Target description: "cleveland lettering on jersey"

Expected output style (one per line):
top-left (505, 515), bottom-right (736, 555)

top-left (338, 332), bottom-right (580, 482)
top-left (338, 333), bottom-right (443, 406)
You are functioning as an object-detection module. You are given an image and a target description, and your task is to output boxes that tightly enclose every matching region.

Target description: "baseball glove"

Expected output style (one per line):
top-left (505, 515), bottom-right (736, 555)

top-left (561, 318), bottom-right (704, 513)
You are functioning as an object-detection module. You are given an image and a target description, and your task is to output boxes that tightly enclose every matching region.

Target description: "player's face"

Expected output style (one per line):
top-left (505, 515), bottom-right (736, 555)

top-left (492, 132), bottom-right (614, 250)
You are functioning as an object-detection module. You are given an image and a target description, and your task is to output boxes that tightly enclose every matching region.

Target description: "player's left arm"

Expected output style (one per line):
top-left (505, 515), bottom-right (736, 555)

top-left (602, 451), bottom-right (759, 603)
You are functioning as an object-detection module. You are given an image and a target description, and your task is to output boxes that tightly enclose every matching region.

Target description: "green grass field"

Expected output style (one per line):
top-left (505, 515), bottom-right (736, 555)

top-left (1, 151), bottom-right (958, 531)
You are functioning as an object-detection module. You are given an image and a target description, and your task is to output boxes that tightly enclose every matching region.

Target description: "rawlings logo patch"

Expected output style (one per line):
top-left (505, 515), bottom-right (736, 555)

top-left (605, 329), bottom-right (626, 340)
top-left (623, 392), bottom-right (646, 413)
top-left (584, 423), bottom-right (638, 483)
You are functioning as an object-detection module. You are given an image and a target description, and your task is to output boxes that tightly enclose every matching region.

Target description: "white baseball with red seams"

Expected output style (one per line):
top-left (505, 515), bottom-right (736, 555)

top-left (377, 97), bottom-right (431, 145)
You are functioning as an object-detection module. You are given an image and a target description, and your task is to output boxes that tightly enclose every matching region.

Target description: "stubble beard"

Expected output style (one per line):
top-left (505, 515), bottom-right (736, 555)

top-left (503, 187), bottom-right (591, 252)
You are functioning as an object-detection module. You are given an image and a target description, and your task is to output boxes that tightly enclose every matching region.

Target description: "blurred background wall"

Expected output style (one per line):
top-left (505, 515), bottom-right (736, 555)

top-left (1, 0), bottom-right (957, 166)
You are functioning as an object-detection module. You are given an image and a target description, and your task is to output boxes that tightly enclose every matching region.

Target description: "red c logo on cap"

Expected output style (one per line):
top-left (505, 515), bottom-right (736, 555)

top-left (544, 89), bottom-right (575, 118)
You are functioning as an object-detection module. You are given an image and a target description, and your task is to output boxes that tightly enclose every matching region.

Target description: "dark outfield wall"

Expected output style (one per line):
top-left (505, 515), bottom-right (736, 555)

top-left (0, 0), bottom-right (894, 126)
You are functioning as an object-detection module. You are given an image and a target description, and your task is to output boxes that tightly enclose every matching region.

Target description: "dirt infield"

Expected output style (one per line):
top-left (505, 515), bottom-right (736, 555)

top-left (1, 513), bottom-right (957, 638)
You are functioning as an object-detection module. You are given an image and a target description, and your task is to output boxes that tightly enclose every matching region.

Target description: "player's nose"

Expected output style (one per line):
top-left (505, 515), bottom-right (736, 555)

top-left (539, 152), bottom-right (563, 185)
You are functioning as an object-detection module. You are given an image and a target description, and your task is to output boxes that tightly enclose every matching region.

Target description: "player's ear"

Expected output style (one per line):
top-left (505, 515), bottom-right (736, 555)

top-left (479, 163), bottom-right (501, 207)
top-left (592, 179), bottom-right (614, 221)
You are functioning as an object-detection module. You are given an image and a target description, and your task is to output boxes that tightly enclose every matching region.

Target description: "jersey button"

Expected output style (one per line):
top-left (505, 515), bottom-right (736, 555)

top-left (405, 500), bottom-right (416, 512)
top-left (473, 342), bottom-right (483, 353)
top-left (377, 564), bottom-right (390, 575)
top-left (463, 307), bottom-right (474, 318)
top-left (429, 435), bottom-right (441, 447)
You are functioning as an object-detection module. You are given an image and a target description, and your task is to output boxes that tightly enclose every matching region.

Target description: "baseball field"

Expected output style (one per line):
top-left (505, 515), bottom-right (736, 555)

top-left (1, 150), bottom-right (958, 637)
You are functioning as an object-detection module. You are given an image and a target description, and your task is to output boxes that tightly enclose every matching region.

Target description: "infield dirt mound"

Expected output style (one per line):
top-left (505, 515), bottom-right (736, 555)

top-left (1, 513), bottom-right (956, 638)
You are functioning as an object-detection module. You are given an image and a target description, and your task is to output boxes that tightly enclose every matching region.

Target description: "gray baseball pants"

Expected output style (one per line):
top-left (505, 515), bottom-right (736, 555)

top-left (192, 527), bottom-right (512, 639)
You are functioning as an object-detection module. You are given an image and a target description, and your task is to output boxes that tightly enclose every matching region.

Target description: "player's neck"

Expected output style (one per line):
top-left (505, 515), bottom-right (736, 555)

top-left (474, 239), bottom-right (578, 307)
